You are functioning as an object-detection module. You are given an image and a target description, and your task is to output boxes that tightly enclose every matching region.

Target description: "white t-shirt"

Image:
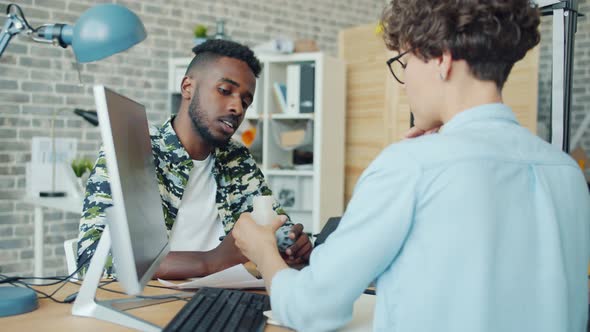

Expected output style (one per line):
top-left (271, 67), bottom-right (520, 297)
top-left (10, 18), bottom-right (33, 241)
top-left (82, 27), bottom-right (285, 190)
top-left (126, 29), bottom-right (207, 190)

top-left (168, 154), bottom-right (225, 251)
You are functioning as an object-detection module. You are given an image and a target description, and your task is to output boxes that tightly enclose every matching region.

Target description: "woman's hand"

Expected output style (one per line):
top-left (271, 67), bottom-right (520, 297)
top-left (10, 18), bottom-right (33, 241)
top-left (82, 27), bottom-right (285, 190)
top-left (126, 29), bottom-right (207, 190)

top-left (233, 213), bottom-right (289, 292)
top-left (233, 213), bottom-right (287, 265)
top-left (405, 126), bottom-right (440, 138)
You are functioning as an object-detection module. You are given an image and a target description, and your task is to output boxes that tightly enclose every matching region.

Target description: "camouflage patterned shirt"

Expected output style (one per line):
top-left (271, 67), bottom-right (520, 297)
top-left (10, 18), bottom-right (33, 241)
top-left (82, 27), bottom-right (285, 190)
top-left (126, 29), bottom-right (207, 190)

top-left (77, 117), bottom-right (287, 276)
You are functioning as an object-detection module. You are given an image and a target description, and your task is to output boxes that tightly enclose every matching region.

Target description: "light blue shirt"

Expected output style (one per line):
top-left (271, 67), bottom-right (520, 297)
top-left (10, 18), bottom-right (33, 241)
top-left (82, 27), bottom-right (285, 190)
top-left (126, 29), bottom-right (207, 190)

top-left (271, 103), bottom-right (590, 331)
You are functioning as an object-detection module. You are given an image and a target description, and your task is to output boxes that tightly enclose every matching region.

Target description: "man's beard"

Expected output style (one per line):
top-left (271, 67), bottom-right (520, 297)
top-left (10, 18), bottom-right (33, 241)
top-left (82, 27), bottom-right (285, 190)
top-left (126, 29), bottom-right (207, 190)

top-left (188, 90), bottom-right (230, 148)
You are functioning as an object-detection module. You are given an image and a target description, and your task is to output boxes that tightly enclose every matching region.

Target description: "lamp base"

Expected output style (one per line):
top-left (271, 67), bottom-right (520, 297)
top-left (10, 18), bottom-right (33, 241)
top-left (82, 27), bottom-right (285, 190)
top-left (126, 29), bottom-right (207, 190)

top-left (39, 191), bottom-right (66, 197)
top-left (0, 287), bottom-right (38, 317)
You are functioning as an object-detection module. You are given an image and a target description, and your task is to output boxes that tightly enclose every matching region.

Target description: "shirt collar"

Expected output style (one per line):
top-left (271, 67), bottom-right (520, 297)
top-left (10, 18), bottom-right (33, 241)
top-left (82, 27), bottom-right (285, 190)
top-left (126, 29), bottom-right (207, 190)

top-left (158, 116), bottom-right (191, 165)
top-left (440, 103), bottom-right (518, 134)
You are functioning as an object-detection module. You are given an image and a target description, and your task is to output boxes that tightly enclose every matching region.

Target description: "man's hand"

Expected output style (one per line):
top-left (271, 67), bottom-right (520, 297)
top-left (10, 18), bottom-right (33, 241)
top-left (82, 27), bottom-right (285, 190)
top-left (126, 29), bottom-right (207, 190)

top-left (153, 231), bottom-right (248, 280)
top-left (284, 223), bottom-right (312, 265)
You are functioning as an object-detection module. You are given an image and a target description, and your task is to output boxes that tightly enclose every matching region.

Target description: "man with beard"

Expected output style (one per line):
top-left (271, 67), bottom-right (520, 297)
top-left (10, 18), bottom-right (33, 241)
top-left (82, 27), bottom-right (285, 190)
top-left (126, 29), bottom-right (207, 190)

top-left (77, 40), bottom-right (313, 279)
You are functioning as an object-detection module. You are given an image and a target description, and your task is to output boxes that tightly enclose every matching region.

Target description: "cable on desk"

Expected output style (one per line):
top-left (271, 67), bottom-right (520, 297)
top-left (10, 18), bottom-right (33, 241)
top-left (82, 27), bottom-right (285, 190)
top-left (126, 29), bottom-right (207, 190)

top-left (93, 281), bottom-right (190, 302)
top-left (0, 254), bottom-right (93, 304)
top-left (0, 254), bottom-right (191, 304)
top-left (0, 254), bottom-right (92, 286)
top-left (2, 279), bottom-right (71, 304)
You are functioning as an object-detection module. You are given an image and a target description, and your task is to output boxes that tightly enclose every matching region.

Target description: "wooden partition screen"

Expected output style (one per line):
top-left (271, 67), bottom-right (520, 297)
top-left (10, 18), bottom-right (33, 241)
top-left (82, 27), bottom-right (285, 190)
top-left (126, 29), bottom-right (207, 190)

top-left (339, 23), bottom-right (539, 205)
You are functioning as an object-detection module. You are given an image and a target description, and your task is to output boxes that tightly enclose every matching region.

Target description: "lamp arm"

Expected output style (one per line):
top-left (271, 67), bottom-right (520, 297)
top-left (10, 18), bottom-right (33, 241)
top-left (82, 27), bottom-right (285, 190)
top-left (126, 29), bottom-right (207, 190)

top-left (42, 108), bottom-right (72, 197)
top-left (0, 12), bottom-right (28, 58)
top-left (51, 109), bottom-right (57, 194)
top-left (0, 3), bottom-right (74, 61)
top-left (34, 24), bottom-right (73, 48)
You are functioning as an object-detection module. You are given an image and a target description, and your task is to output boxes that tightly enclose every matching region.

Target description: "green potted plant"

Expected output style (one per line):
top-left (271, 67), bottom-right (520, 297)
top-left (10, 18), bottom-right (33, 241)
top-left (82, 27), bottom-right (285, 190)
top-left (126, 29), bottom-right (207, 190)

top-left (193, 24), bottom-right (208, 46)
top-left (71, 157), bottom-right (93, 194)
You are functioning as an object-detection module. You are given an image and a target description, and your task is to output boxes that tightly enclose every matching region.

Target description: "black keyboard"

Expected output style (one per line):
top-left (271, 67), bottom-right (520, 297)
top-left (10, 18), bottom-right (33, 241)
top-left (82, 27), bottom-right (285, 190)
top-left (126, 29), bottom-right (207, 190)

top-left (163, 287), bottom-right (271, 332)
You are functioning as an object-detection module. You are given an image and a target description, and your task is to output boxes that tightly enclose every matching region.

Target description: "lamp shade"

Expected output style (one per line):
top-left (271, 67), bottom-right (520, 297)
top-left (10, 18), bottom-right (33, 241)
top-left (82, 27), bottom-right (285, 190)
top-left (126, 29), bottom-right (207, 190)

top-left (74, 109), bottom-right (99, 126)
top-left (69, 4), bottom-right (147, 63)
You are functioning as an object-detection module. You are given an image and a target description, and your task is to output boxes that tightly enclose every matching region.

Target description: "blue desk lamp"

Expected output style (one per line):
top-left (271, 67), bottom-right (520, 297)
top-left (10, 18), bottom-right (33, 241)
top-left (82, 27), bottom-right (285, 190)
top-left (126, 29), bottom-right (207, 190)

top-left (0, 2), bottom-right (146, 317)
top-left (0, 3), bottom-right (146, 63)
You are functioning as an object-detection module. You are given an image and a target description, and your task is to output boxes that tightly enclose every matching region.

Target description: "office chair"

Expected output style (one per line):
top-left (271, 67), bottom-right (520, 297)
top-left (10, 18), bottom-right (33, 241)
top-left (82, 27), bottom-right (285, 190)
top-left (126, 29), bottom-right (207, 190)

top-left (63, 238), bottom-right (79, 279)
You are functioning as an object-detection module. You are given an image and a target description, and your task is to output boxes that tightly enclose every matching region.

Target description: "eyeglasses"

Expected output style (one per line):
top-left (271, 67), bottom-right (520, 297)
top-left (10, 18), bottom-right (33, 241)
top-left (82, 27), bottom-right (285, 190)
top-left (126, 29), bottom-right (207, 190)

top-left (386, 49), bottom-right (411, 84)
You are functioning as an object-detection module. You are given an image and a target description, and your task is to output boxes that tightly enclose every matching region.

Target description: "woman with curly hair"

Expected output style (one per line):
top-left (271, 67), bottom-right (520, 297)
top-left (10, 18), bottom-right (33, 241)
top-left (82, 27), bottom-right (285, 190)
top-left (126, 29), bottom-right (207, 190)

top-left (231, 1), bottom-right (590, 331)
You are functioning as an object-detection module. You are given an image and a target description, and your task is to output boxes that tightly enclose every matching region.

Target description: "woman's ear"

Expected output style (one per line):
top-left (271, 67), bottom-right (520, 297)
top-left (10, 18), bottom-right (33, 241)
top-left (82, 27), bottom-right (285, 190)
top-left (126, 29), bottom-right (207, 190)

top-left (180, 75), bottom-right (194, 100)
top-left (438, 50), bottom-right (453, 81)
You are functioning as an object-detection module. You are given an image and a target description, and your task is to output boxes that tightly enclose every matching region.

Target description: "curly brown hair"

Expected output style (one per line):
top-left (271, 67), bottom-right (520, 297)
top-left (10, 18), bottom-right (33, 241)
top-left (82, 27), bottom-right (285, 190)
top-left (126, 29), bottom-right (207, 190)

top-left (381, 0), bottom-right (540, 88)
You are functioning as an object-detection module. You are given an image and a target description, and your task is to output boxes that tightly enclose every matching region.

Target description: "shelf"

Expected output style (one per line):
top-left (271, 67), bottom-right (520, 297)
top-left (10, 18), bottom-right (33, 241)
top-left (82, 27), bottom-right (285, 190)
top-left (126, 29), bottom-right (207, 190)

top-left (265, 169), bottom-right (314, 176)
top-left (270, 113), bottom-right (314, 120)
top-left (282, 208), bottom-right (313, 213)
top-left (244, 112), bottom-right (262, 120)
top-left (169, 52), bottom-right (345, 235)
top-left (260, 52), bottom-right (323, 63)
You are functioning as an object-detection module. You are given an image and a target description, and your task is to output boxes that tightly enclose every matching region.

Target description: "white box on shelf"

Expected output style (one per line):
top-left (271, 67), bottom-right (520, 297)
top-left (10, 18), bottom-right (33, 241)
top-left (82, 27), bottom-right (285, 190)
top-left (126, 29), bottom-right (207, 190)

top-left (300, 176), bottom-right (314, 211)
top-left (287, 210), bottom-right (313, 233)
top-left (31, 137), bottom-right (77, 164)
top-left (28, 136), bottom-right (82, 199)
top-left (270, 175), bottom-right (299, 210)
top-left (26, 162), bottom-right (83, 199)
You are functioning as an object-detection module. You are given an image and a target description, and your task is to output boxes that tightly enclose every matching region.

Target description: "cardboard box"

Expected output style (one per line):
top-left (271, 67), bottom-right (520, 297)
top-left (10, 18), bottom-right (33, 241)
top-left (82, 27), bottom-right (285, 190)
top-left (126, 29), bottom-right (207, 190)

top-left (280, 129), bottom-right (306, 147)
top-left (294, 39), bottom-right (318, 53)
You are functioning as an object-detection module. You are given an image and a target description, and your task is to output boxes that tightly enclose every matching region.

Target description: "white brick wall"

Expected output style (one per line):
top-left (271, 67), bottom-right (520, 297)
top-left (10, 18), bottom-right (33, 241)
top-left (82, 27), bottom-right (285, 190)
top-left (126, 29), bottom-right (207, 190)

top-left (1, 0), bottom-right (588, 277)
top-left (0, 0), bottom-right (385, 276)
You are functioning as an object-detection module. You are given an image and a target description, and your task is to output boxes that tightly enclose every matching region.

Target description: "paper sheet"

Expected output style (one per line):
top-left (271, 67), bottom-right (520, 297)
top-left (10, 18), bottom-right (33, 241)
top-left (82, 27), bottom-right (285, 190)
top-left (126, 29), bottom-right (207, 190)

top-left (158, 264), bottom-right (265, 289)
top-left (263, 294), bottom-right (376, 331)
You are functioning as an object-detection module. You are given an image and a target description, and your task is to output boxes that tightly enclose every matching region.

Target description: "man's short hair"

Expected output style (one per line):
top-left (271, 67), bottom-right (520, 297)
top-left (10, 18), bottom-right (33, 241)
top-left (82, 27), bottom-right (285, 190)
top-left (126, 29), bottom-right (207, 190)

top-left (381, 0), bottom-right (541, 88)
top-left (188, 39), bottom-right (262, 78)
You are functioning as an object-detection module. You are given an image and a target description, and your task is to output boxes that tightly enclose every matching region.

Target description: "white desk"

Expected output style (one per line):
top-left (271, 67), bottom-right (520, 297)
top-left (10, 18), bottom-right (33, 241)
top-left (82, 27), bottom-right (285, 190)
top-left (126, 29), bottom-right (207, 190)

top-left (23, 195), bottom-right (83, 277)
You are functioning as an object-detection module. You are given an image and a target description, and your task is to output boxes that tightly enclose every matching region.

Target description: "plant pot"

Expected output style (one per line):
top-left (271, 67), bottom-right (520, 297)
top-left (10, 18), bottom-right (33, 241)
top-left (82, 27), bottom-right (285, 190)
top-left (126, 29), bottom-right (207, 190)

top-left (76, 173), bottom-right (90, 196)
top-left (193, 37), bottom-right (208, 47)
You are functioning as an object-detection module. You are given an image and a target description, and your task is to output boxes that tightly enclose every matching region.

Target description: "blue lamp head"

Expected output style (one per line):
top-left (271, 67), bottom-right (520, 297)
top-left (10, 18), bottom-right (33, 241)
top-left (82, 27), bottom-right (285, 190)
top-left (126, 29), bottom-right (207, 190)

top-left (51, 4), bottom-right (147, 63)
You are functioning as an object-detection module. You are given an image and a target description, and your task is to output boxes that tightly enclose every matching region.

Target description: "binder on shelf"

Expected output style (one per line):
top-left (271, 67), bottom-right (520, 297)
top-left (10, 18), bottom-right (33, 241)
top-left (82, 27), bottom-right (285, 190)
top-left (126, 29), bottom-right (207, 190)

top-left (299, 63), bottom-right (315, 113)
top-left (286, 63), bottom-right (315, 114)
top-left (272, 82), bottom-right (288, 113)
top-left (286, 64), bottom-right (300, 114)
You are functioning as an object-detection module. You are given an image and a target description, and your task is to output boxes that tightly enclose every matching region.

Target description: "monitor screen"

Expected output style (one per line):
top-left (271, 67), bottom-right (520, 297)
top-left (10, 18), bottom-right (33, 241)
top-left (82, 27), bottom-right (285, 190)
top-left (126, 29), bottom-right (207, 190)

top-left (93, 85), bottom-right (169, 295)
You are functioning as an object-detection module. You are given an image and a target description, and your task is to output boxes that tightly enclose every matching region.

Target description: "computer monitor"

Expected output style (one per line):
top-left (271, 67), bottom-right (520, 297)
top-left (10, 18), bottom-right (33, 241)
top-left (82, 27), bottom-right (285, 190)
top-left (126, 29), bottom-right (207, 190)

top-left (72, 85), bottom-right (170, 331)
top-left (93, 85), bottom-right (169, 295)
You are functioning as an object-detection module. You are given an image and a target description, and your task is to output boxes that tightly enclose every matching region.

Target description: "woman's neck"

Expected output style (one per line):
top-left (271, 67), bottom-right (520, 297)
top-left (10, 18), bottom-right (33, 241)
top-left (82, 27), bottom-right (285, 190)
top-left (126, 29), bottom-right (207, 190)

top-left (440, 77), bottom-right (503, 124)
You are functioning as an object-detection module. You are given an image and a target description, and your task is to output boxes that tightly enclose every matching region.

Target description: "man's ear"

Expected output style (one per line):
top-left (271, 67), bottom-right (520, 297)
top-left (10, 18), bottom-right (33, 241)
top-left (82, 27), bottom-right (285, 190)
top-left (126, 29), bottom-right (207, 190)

top-left (180, 75), bottom-right (194, 100)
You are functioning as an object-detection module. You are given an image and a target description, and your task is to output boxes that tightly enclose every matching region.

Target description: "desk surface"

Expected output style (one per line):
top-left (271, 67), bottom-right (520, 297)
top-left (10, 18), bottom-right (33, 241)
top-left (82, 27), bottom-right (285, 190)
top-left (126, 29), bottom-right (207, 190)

top-left (2, 281), bottom-right (288, 331)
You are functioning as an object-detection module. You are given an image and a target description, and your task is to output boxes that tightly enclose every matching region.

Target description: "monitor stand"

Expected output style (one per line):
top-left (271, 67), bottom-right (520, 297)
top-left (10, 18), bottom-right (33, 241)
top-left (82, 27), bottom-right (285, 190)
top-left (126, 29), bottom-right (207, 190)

top-left (71, 225), bottom-right (188, 331)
